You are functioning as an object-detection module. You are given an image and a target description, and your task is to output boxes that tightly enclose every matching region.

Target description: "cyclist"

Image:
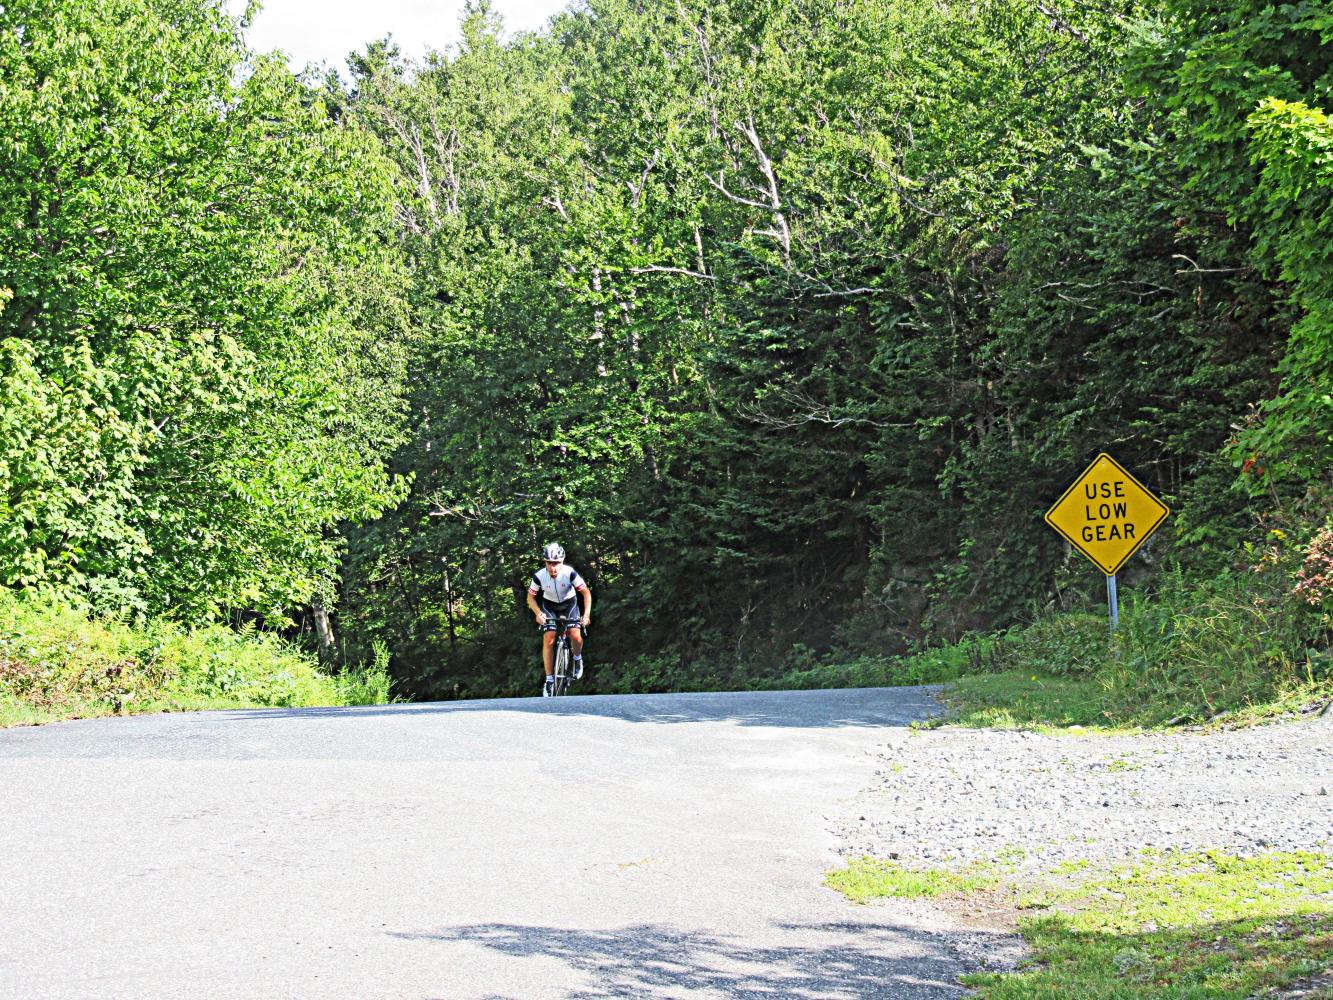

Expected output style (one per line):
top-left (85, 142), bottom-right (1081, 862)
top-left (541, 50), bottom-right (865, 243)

top-left (526, 543), bottom-right (592, 697)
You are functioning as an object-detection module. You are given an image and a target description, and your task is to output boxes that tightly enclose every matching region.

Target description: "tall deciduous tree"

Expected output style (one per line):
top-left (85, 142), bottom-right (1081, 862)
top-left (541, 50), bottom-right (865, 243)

top-left (0, 0), bottom-right (411, 616)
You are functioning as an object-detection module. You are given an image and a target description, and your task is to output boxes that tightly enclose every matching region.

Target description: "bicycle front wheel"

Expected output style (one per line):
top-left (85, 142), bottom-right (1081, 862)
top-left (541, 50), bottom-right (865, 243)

top-left (553, 644), bottom-right (570, 696)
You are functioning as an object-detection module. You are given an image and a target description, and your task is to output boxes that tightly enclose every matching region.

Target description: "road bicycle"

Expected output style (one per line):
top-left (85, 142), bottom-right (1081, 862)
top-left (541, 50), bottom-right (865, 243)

top-left (547, 613), bottom-right (584, 696)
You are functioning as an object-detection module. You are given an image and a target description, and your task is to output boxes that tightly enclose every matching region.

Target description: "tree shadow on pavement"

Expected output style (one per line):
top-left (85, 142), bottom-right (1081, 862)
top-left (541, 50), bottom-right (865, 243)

top-left (393, 918), bottom-right (1016, 998)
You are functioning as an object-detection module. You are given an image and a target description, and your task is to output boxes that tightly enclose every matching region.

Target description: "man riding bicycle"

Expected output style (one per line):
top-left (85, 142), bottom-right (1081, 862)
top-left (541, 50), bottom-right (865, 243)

top-left (526, 543), bottom-right (592, 697)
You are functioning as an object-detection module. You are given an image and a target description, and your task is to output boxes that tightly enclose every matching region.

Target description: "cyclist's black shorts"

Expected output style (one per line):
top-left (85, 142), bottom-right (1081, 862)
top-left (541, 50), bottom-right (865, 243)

top-left (539, 598), bottom-right (582, 632)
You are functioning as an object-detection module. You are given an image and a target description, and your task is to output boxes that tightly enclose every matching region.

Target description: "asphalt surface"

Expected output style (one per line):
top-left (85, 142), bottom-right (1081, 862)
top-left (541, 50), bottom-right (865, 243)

top-left (0, 687), bottom-right (1016, 999)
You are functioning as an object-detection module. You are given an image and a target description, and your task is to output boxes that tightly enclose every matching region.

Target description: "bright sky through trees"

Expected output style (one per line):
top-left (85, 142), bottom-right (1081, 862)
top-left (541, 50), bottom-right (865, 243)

top-left (228, 0), bottom-right (570, 72)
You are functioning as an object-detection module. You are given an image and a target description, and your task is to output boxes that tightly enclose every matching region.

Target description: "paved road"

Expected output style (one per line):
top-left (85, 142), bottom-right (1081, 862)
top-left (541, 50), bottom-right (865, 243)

top-left (0, 688), bottom-right (1014, 999)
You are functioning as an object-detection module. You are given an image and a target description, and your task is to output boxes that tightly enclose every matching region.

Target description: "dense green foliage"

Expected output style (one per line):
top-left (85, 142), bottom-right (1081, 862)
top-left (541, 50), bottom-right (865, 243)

top-left (330, 0), bottom-right (1330, 698)
top-left (1, 0), bottom-right (1330, 702)
top-left (0, 0), bottom-right (411, 617)
top-left (1130, 0), bottom-right (1333, 487)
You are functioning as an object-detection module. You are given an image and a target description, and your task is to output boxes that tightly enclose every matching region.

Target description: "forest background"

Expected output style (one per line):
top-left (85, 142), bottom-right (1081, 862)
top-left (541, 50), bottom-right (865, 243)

top-left (2, 0), bottom-right (1331, 704)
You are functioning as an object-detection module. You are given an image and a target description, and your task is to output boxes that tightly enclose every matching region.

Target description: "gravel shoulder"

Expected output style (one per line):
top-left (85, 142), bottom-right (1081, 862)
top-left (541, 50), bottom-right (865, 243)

top-left (834, 708), bottom-right (1333, 876)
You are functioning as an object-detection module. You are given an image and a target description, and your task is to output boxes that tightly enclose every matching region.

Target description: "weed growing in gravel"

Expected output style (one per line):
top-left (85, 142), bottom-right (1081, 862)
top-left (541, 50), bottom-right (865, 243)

top-left (825, 858), bottom-right (1005, 902)
top-left (1104, 756), bottom-right (1142, 772)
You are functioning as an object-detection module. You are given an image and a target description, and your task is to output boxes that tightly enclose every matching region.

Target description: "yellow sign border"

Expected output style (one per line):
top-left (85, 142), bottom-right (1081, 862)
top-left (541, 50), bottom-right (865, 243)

top-left (1044, 453), bottom-right (1170, 576)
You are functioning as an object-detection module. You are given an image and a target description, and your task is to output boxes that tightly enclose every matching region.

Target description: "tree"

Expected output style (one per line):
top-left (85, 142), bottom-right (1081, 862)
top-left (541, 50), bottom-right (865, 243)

top-left (0, 0), bottom-right (411, 617)
top-left (1131, 0), bottom-right (1333, 488)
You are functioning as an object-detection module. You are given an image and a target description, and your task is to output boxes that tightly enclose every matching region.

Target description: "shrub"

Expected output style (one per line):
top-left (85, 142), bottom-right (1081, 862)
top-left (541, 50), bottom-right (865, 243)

top-left (334, 641), bottom-right (396, 706)
top-left (995, 612), bottom-right (1109, 677)
top-left (1104, 569), bottom-right (1328, 722)
top-left (0, 588), bottom-right (391, 724)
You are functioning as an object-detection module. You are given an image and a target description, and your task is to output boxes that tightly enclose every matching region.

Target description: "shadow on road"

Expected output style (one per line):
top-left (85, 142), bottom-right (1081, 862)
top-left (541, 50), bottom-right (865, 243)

top-left (392, 918), bottom-right (1004, 998)
top-left (220, 686), bottom-right (945, 729)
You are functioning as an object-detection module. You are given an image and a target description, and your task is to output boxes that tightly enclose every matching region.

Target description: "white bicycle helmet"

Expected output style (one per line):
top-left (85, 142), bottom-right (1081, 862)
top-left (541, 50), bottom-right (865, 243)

top-left (541, 542), bottom-right (565, 562)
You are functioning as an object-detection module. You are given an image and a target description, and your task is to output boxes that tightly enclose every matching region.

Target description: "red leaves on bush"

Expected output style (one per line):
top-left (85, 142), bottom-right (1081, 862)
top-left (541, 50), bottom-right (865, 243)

top-left (1294, 527), bottom-right (1333, 606)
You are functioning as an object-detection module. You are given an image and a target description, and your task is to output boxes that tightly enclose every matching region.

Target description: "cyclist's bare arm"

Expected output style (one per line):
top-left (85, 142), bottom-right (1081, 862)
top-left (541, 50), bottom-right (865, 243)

top-left (526, 589), bottom-right (546, 624)
top-left (577, 583), bottom-right (592, 626)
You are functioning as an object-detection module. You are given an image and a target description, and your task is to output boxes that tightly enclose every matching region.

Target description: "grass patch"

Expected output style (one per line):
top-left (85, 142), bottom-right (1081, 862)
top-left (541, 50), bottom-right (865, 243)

top-left (941, 672), bottom-right (1130, 733)
top-left (826, 850), bottom-right (1333, 998)
top-left (968, 850), bottom-right (1333, 999)
top-left (826, 857), bottom-right (1005, 902)
top-left (941, 668), bottom-right (1332, 735)
top-left (0, 589), bottom-right (393, 726)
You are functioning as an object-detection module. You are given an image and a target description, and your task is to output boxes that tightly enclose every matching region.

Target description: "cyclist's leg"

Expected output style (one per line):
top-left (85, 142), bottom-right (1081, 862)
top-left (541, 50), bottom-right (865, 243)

top-left (542, 629), bottom-right (556, 675)
top-left (539, 609), bottom-right (558, 695)
top-left (567, 625), bottom-right (584, 679)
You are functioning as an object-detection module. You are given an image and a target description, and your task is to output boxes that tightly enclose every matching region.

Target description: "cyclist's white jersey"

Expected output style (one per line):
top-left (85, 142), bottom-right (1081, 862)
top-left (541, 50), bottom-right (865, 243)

top-left (528, 565), bottom-right (587, 606)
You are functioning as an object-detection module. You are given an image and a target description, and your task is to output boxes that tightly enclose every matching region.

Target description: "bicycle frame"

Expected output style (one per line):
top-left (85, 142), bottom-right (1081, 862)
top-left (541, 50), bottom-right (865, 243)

top-left (548, 614), bottom-right (581, 696)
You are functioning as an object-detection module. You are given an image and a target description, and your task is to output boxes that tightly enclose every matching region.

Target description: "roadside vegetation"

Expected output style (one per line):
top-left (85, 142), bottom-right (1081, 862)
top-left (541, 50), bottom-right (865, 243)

top-left (7, 0), bottom-right (1330, 705)
top-left (0, 590), bottom-right (392, 727)
top-left (828, 850), bottom-right (1333, 999)
top-left (819, 534), bottom-right (1331, 996)
top-left (942, 562), bottom-right (1333, 733)
top-left (828, 858), bottom-right (1006, 902)
top-left (820, 545), bottom-right (1332, 997)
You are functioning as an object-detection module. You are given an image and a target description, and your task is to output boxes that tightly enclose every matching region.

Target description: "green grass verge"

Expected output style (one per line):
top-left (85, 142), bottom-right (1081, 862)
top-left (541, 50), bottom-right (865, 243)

top-left (925, 571), bottom-right (1331, 732)
top-left (828, 850), bottom-right (1333, 998)
top-left (940, 672), bottom-right (1130, 733)
top-left (0, 589), bottom-right (393, 726)
top-left (940, 670), bottom-right (1332, 734)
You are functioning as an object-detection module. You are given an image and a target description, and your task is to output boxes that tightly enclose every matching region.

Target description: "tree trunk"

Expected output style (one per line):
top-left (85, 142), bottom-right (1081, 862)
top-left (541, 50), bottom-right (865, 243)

top-left (443, 562), bottom-right (457, 651)
top-left (311, 597), bottom-right (336, 667)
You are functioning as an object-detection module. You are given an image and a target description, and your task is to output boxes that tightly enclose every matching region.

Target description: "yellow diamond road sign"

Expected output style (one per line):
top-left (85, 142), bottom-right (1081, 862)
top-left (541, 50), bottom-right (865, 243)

top-left (1045, 453), bottom-right (1169, 575)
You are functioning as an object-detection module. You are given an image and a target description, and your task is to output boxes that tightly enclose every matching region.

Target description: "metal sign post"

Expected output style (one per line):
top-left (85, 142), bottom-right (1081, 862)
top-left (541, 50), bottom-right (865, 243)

top-left (1106, 573), bottom-right (1119, 634)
